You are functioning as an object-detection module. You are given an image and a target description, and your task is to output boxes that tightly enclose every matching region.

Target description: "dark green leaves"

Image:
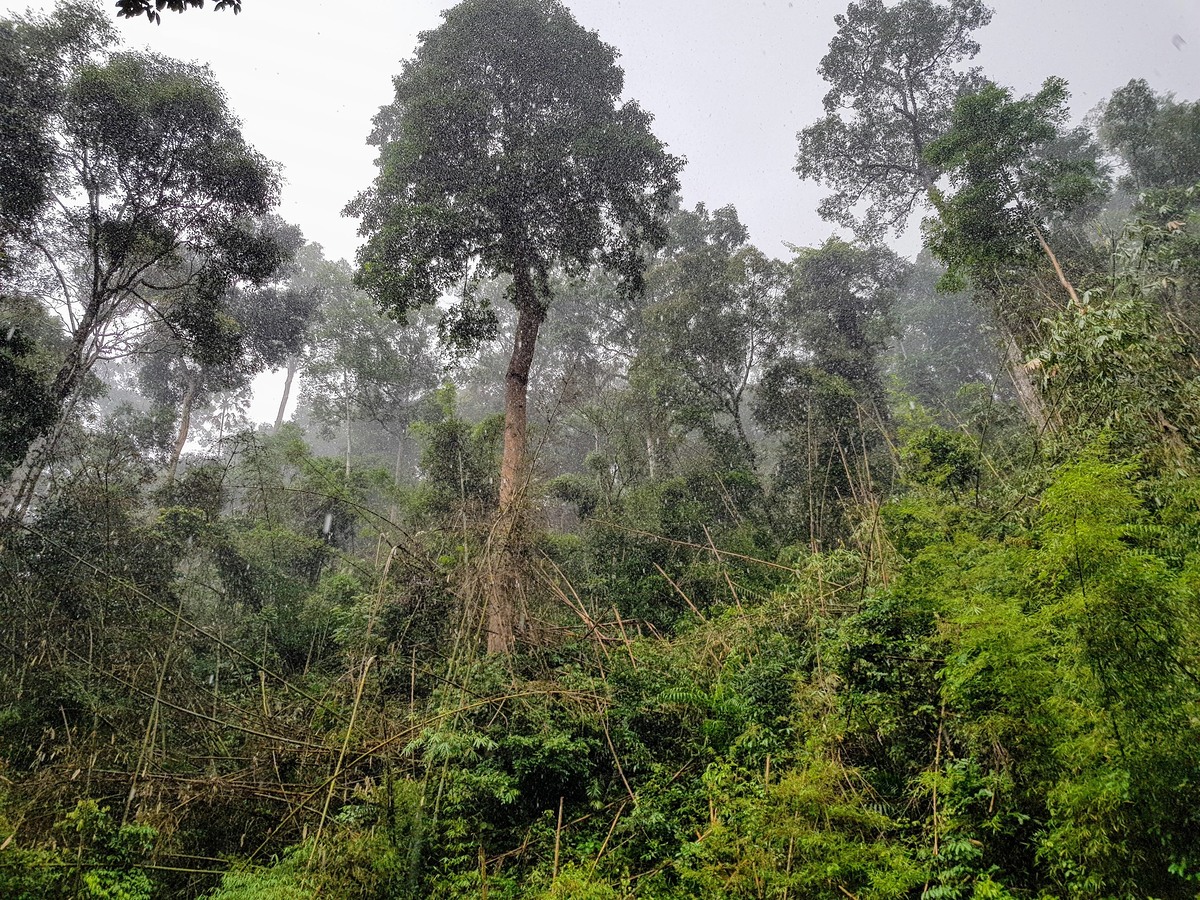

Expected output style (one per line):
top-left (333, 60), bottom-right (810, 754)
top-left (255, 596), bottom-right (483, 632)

top-left (114, 0), bottom-right (242, 26)
top-left (348, 0), bottom-right (682, 331)
top-left (923, 77), bottom-right (1108, 296)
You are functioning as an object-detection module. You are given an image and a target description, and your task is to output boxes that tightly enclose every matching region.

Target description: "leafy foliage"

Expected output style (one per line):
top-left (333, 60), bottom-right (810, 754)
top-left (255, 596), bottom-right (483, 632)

top-left (5, 3), bottom-right (1200, 899)
top-left (796, 0), bottom-right (993, 240)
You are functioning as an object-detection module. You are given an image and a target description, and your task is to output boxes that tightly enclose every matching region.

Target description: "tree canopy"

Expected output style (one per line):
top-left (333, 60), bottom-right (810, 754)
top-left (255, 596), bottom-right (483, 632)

top-left (796, 0), bottom-right (993, 241)
top-left (8, 2), bottom-right (1200, 898)
top-left (348, 0), bottom-right (680, 653)
top-left (347, 0), bottom-right (682, 518)
top-left (1, 4), bottom-right (289, 518)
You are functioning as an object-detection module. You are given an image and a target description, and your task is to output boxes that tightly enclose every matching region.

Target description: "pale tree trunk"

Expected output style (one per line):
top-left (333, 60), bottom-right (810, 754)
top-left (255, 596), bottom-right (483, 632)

top-left (2, 301), bottom-right (104, 521)
top-left (274, 356), bottom-right (298, 431)
top-left (1001, 329), bottom-right (1049, 433)
top-left (498, 293), bottom-right (543, 510)
top-left (343, 370), bottom-right (352, 481)
top-left (1, 390), bottom-right (83, 522)
top-left (1, 435), bottom-right (48, 522)
top-left (489, 266), bottom-right (545, 654)
top-left (165, 369), bottom-right (199, 487)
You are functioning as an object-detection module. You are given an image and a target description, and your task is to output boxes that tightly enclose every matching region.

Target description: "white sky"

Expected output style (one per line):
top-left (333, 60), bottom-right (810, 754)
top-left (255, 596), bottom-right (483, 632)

top-left (7, 0), bottom-right (1198, 264)
top-left (4, 0), bottom-right (1199, 421)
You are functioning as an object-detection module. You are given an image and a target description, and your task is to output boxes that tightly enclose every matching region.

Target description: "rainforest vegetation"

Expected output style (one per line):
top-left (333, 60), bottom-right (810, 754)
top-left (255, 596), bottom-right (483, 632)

top-left (3, 0), bottom-right (1200, 897)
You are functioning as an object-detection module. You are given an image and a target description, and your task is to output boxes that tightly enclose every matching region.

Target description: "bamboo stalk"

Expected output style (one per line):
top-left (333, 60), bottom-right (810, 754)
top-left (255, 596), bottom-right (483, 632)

top-left (553, 796), bottom-right (564, 878)
top-left (310, 656), bottom-right (375, 867)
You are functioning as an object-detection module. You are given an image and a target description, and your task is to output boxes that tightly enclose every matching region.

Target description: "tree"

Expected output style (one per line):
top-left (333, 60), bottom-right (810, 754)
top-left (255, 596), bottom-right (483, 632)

top-left (348, 0), bottom-right (680, 514)
top-left (886, 251), bottom-right (1009, 416)
top-left (136, 221), bottom-right (314, 485)
top-left (1097, 78), bottom-right (1200, 193)
top-left (1, 5), bottom-right (284, 518)
top-left (348, 0), bottom-right (680, 651)
top-left (636, 203), bottom-right (785, 470)
top-left (925, 79), bottom-right (1107, 295)
top-left (297, 256), bottom-right (440, 480)
top-left (921, 78), bottom-right (1109, 428)
top-left (1, 4), bottom-right (116, 273)
top-left (796, 0), bottom-right (992, 242)
top-left (754, 238), bottom-right (906, 544)
top-left (0, 299), bottom-right (66, 481)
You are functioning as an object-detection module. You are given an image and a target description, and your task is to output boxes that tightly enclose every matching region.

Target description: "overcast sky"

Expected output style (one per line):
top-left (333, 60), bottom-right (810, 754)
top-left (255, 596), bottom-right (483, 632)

top-left (6, 0), bottom-right (1198, 265)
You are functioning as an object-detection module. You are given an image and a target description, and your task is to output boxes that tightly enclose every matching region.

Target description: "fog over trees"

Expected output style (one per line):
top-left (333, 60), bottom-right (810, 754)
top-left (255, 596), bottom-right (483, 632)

top-left (3, 1), bottom-right (1200, 897)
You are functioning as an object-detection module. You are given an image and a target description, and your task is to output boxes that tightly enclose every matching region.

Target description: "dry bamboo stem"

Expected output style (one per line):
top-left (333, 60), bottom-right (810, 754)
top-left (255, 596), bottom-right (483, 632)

top-left (310, 655), bottom-right (375, 868)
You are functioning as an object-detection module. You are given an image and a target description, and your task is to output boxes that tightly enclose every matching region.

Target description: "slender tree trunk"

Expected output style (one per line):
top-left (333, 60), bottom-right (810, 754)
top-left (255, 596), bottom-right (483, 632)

top-left (1, 435), bottom-right (48, 522)
top-left (730, 404), bottom-right (757, 470)
top-left (490, 267), bottom-right (545, 654)
top-left (50, 300), bottom-right (102, 408)
top-left (3, 299), bottom-right (103, 520)
top-left (344, 372), bottom-right (352, 481)
top-left (498, 275), bottom-right (545, 512)
top-left (166, 370), bottom-right (199, 487)
top-left (274, 356), bottom-right (298, 431)
top-left (1, 388), bottom-right (83, 522)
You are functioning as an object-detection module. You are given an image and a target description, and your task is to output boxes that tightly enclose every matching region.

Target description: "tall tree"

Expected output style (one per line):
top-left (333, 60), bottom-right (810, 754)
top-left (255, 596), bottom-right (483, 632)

top-left (796, 0), bottom-right (992, 242)
top-left (924, 79), bottom-right (1108, 330)
top-left (755, 238), bottom-right (906, 544)
top-left (347, 0), bottom-right (680, 515)
top-left (137, 222), bottom-right (314, 485)
top-left (347, 0), bottom-right (680, 651)
top-left (298, 260), bottom-right (440, 480)
top-left (921, 78), bottom-right (1108, 427)
top-left (350, 0), bottom-right (686, 652)
top-left (886, 250), bottom-right (1009, 415)
top-left (0, 5), bottom-right (284, 518)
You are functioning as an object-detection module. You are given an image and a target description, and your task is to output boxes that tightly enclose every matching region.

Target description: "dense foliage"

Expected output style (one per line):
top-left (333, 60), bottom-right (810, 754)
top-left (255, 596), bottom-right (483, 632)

top-left (3, 1), bottom-right (1200, 898)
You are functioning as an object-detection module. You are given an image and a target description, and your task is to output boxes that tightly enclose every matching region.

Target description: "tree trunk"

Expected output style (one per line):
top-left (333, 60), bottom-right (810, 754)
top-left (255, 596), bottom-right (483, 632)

top-left (490, 267), bottom-right (545, 654)
top-left (3, 301), bottom-right (105, 520)
top-left (1001, 329), bottom-right (1049, 433)
top-left (730, 404), bottom-right (757, 470)
top-left (50, 300), bottom-right (102, 408)
top-left (274, 356), bottom-right (298, 431)
top-left (344, 372), bottom-right (352, 481)
top-left (498, 275), bottom-right (545, 512)
top-left (1, 435), bottom-right (47, 522)
top-left (165, 370), bottom-right (198, 487)
top-left (1, 388), bottom-right (84, 522)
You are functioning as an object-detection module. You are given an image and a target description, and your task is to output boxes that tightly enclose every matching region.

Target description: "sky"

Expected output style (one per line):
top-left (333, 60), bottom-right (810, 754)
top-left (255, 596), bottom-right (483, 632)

top-left (6, 0), bottom-right (1198, 266)
top-left (4, 0), bottom-right (1199, 421)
